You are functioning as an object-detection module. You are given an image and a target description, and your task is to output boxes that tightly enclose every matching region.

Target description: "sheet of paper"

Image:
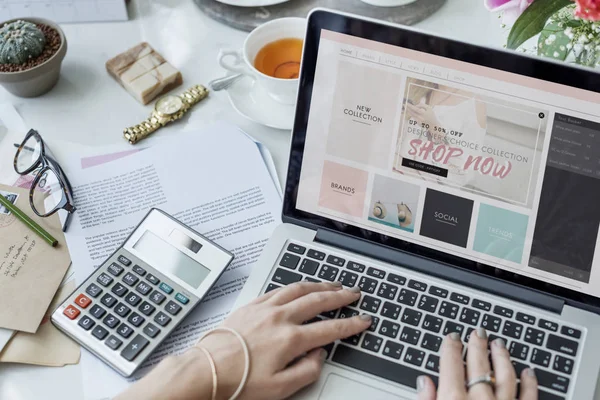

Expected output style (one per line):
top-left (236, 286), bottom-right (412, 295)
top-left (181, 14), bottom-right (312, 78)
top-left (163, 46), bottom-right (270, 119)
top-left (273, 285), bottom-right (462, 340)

top-left (0, 280), bottom-right (80, 366)
top-left (0, 185), bottom-right (71, 333)
top-left (0, 1), bottom-right (128, 23)
top-left (59, 122), bottom-right (281, 400)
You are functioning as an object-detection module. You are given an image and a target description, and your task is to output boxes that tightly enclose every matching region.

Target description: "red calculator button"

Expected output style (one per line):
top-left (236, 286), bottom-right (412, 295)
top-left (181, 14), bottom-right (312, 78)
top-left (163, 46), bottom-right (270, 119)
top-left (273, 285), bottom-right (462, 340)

top-left (75, 294), bottom-right (92, 308)
top-left (63, 305), bottom-right (80, 320)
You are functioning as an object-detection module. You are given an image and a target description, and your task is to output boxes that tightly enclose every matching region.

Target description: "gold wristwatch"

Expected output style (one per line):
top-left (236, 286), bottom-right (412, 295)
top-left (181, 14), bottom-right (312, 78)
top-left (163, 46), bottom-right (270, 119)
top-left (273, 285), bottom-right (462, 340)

top-left (123, 84), bottom-right (209, 144)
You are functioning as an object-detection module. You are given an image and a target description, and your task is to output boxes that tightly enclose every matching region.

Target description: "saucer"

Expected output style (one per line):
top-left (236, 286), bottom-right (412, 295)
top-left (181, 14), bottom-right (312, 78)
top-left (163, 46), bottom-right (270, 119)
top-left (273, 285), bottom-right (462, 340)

top-left (226, 77), bottom-right (296, 130)
top-left (215, 0), bottom-right (290, 7)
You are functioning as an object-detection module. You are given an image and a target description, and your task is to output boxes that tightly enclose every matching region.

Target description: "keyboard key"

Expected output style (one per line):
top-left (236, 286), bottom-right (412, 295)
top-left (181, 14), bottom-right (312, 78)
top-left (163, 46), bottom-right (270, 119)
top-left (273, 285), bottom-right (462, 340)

top-left (397, 289), bottom-right (418, 306)
top-left (266, 283), bottom-right (280, 293)
top-left (460, 308), bottom-right (481, 326)
top-left (502, 321), bottom-right (523, 339)
top-left (535, 368), bottom-right (570, 394)
top-left (101, 293), bottom-right (117, 308)
top-left (103, 314), bottom-right (120, 328)
top-left (561, 326), bottom-right (582, 339)
top-left (307, 249), bottom-right (325, 261)
top-left (481, 314), bottom-right (501, 332)
top-left (339, 271), bottom-right (358, 287)
top-left (404, 347), bottom-right (425, 366)
top-left (92, 325), bottom-right (109, 340)
top-left (273, 268), bottom-right (302, 285)
top-left (111, 283), bottom-right (128, 297)
top-left (358, 276), bottom-right (378, 294)
top-left (546, 334), bottom-right (579, 357)
top-left (381, 302), bottom-right (401, 320)
top-left (443, 321), bottom-right (464, 336)
top-left (524, 327), bottom-right (545, 346)
top-left (127, 312), bottom-right (145, 327)
top-left (146, 273), bottom-right (160, 285)
top-left (117, 323), bottom-right (134, 339)
top-left (143, 323), bottom-right (161, 338)
top-left (326, 255), bottom-right (345, 267)
top-left (493, 305), bottom-right (513, 318)
top-left (123, 272), bottom-right (139, 287)
top-left (105, 335), bottom-right (123, 350)
top-left (418, 295), bottom-right (439, 313)
top-left (85, 283), bottom-right (103, 298)
top-left (361, 333), bottom-right (383, 352)
top-left (125, 293), bottom-right (142, 307)
top-left (287, 243), bottom-right (306, 255)
top-left (78, 316), bottom-right (95, 330)
top-left (165, 300), bottom-right (182, 316)
top-left (341, 334), bottom-right (361, 346)
top-left (175, 293), bottom-right (189, 305)
top-left (400, 326), bottom-right (421, 345)
top-left (377, 283), bottom-right (398, 301)
top-left (379, 320), bottom-right (400, 339)
top-left (472, 299), bottom-right (491, 311)
top-left (384, 273), bottom-right (404, 287)
top-left (429, 286), bottom-right (448, 298)
top-left (359, 296), bottom-right (381, 314)
top-left (299, 259), bottom-right (319, 275)
top-left (513, 361), bottom-right (530, 376)
top-left (159, 282), bottom-right (174, 294)
top-left (90, 304), bottom-right (107, 319)
top-left (132, 265), bottom-right (146, 276)
top-left (117, 255), bottom-right (132, 266)
top-left (139, 301), bottom-right (156, 316)
top-left (318, 265), bottom-right (339, 282)
top-left (553, 355), bottom-right (574, 375)
top-left (368, 316), bottom-right (380, 332)
top-left (464, 327), bottom-right (475, 342)
top-left (439, 301), bottom-right (459, 319)
top-left (347, 261), bottom-right (366, 273)
top-left (538, 319), bottom-right (559, 332)
top-left (338, 307), bottom-right (359, 320)
top-left (421, 333), bottom-right (442, 352)
top-left (320, 309), bottom-right (337, 319)
top-left (509, 342), bottom-right (530, 360)
top-left (332, 345), bottom-right (438, 389)
top-left (154, 311), bottom-right (171, 327)
top-left (97, 273), bottom-right (113, 287)
top-left (407, 279), bottom-right (427, 292)
top-left (401, 309), bottom-right (422, 326)
top-left (107, 263), bottom-right (124, 276)
top-left (531, 348), bottom-right (552, 368)
top-left (280, 253), bottom-right (300, 269)
top-left (382, 340), bottom-right (404, 359)
top-left (425, 354), bottom-right (440, 373)
top-left (516, 312), bottom-right (536, 325)
top-left (422, 314), bottom-right (443, 333)
top-left (75, 293), bottom-right (92, 309)
top-left (136, 282), bottom-right (152, 296)
top-left (121, 334), bottom-right (149, 362)
top-left (115, 302), bottom-right (131, 317)
top-left (450, 292), bottom-right (470, 305)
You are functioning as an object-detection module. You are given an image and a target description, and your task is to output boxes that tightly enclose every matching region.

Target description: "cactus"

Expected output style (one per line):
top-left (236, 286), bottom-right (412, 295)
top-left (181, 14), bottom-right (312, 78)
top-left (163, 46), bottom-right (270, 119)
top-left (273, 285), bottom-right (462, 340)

top-left (0, 20), bottom-right (46, 65)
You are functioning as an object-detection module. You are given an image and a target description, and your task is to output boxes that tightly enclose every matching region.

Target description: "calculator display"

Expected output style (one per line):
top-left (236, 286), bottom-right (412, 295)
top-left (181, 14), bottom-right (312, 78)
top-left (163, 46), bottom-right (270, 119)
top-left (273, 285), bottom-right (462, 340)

top-left (133, 230), bottom-right (210, 288)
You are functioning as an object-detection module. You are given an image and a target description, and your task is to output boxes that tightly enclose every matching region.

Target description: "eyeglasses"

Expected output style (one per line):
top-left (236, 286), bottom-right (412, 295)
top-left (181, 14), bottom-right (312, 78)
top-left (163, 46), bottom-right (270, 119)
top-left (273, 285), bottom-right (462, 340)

top-left (13, 129), bottom-right (76, 232)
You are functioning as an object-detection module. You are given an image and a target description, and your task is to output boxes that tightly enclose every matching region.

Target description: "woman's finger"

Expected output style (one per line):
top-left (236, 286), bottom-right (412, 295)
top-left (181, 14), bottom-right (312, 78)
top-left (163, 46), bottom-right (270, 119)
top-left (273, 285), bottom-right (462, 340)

top-left (438, 333), bottom-right (467, 399)
top-left (297, 314), bottom-right (371, 352)
top-left (268, 281), bottom-right (343, 306)
top-left (416, 375), bottom-right (437, 400)
top-left (466, 329), bottom-right (494, 400)
top-left (490, 336), bottom-right (517, 400)
top-left (519, 368), bottom-right (538, 400)
top-left (285, 287), bottom-right (361, 323)
top-left (271, 348), bottom-right (326, 399)
top-left (248, 285), bottom-right (284, 305)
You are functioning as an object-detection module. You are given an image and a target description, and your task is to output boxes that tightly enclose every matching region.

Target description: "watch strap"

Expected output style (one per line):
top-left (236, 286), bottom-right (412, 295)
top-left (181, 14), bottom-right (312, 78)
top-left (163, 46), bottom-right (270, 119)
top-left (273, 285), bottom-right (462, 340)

top-left (179, 84), bottom-right (209, 108)
top-left (123, 115), bottom-right (162, 145)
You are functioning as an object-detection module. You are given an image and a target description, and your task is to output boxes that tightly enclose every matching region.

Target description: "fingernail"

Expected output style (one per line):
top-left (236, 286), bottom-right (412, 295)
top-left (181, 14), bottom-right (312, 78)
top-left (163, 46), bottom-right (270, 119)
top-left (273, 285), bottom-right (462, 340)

top-left (359, 314), bottom-right (372, 322)
top-left (477, 328), bottom-right (487, 340)
top-left (525, 368), bottom-right (536, 378)
top-left (348, 286), bottom-right (361, 293)
top-left (493, 338), bottom-right (506, 349)
top-left (449, 332), bottom-right (460, 341)
top-left (416, 376), bottom-right (426, 392)
top-left (331, 281), bottom-right (343, 288)
top-left (320, 349), bottom-right (328, 362)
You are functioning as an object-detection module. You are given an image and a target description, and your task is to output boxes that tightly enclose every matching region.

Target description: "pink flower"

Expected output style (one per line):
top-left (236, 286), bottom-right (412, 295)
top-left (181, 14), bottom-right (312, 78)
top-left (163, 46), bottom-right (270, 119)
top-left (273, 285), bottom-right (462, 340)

top-left (575, 0), bottom-right (600, 20)
top-left (485, 0), bottom-right (534, 24)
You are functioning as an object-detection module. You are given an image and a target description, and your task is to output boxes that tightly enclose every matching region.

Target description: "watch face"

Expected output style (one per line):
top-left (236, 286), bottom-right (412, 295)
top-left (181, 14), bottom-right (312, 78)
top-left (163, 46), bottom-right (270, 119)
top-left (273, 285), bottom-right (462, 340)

top-left (155, 95), bottom-right (183, 115)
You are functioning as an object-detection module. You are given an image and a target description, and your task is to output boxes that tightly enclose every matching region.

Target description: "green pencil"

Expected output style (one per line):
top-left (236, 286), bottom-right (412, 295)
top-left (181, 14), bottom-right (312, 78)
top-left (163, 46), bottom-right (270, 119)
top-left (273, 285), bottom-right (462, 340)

top-left (0, 193), bottom-right (58, 247)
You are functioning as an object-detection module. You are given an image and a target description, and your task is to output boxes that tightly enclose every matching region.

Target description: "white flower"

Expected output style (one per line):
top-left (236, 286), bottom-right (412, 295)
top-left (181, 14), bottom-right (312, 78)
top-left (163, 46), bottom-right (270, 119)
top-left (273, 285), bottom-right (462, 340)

top-left (553, 51), bottom-right (560, 57)
top-left (560, 45), bottom-right (566, 51)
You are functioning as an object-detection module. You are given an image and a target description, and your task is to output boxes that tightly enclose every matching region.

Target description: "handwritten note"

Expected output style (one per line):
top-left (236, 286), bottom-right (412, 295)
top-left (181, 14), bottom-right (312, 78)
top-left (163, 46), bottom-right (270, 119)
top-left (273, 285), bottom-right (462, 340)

top-left (1, 234), bottom-right (36, 278)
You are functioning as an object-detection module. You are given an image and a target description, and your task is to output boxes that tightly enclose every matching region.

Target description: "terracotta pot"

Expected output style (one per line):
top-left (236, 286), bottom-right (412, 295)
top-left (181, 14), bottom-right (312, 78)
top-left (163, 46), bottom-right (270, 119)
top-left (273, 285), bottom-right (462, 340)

top-left (0, 18), bottom-right (67, 98)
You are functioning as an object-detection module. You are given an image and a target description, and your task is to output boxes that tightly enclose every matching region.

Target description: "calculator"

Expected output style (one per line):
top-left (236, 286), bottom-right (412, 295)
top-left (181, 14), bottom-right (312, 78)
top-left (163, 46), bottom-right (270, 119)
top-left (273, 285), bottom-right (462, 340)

top-left (51, 208), bottom-right (234, 377)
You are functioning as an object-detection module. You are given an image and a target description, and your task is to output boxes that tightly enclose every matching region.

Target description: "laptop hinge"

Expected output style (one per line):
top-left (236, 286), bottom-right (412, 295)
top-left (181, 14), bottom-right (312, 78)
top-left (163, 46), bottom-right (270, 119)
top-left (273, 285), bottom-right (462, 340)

top-left (315, 229), bottom-right (565, 314)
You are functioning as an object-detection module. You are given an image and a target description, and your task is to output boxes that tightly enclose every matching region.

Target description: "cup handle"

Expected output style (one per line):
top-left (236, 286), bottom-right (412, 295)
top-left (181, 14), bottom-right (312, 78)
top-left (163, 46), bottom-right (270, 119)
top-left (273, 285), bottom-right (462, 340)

top-left (218, 49), bottom-right (252, 75)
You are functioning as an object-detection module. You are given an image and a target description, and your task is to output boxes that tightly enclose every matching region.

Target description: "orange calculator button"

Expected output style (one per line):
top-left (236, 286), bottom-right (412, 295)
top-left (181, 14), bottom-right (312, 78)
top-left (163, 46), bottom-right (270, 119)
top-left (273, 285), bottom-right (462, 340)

top-left (75, 294), bottom-right (92, 308)
top-left (63, 305), bottom-right (80, 320)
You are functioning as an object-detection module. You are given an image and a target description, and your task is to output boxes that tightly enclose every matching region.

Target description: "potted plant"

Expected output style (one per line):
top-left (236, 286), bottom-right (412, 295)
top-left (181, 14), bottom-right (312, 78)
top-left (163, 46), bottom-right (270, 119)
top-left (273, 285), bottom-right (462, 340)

top-left (0, 18), bottom-right (67, 97)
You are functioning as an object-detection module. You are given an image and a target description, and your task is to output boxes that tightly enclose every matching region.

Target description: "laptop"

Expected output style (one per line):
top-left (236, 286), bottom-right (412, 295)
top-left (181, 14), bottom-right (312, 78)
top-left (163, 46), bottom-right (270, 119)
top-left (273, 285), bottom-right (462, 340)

top-left (234, 8), bottom-right (600, 400)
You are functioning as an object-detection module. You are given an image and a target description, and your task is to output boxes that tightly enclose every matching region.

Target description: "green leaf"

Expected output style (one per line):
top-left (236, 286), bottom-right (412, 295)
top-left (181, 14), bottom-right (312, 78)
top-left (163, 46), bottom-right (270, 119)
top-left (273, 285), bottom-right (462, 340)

top-left (507, 0), bottom-right (573, 50)
top-left (537, 21), bottom-right (571, 61)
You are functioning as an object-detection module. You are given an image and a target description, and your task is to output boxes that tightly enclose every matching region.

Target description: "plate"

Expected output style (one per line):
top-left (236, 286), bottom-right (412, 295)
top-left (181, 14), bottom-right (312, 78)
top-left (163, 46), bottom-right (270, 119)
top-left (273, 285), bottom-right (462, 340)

top-left (214, 0), bottom-right (290, 7)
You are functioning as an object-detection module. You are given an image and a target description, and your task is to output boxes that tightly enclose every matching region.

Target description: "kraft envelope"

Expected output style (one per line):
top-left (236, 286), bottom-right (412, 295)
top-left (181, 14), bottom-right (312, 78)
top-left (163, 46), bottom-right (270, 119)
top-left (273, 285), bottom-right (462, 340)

top-left (0, 184), bottom-right (71, 333)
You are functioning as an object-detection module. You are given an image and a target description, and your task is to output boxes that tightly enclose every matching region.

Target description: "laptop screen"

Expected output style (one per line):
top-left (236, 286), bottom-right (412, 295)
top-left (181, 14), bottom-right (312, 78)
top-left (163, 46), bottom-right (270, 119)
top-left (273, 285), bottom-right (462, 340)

top-left (295, 28), bottom-right (600, 300)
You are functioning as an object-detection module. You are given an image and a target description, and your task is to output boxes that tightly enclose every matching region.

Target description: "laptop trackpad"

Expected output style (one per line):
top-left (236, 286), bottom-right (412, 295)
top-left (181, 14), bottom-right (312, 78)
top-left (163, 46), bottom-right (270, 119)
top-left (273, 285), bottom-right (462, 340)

top-left (318, 373), bottom-right (408, 400)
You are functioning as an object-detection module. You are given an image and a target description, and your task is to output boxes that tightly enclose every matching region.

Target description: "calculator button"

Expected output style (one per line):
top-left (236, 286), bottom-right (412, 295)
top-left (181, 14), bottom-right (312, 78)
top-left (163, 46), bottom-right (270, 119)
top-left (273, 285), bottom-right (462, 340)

top-left (150, 290), bottom-right (166, 305)
top-left (85, 283), bottom-right (103, 298)
top-left (101, 293), bottom-right (118, 308)
top-left (111, 283), bottom-right (129, 297)
top-left (107, 263), bottom-right (124, 276)
top-left (128, 312), bottom-right (145, 327)
top-left (154, 311), bottom-right (171, 327)
top-left (105, 335), bottom-right (123, 350)
top-left (90, 304), bottom-right (107, 319)
top-left (144, 323), bottom-right (161, 338)
top-left (115, 302), bottom-right (131, 317)
top-left (132, 265), bottom-right (146, 276)
top-left (136, 282), bottom-right (152, 296)
top-left (159, 282), bottom-right (174, 294)
top-left (92, 325), bottom-right (109, 340)
top-left (63, 305), bottom-right (80, 320)
top-left (165, 300), bottom-right (182, 316)
top-left (175, 293), bottom-right (189, 305)
top-left (125, 293), bottom-right (142, 307)
top-left (146, 274), bottom-right (160, 285)
top-left (97, 273), bottom-right (113, 287)
top-left (139, 301), bottom-right (156, 316)
top-left (78, 316), bottom-right (95, 331)
top-left (117, 255), bottom-right (132, 266)
top-left (121, 334), bottom-right (149, 362)
top-left (103, 314), bottom-right (120, 328)
top-left (123, 272), bottom-right (139, 287)
top-left (75, 294), bottom-right (92, 309)
top-left (117, 323), bottom-right (134, 338)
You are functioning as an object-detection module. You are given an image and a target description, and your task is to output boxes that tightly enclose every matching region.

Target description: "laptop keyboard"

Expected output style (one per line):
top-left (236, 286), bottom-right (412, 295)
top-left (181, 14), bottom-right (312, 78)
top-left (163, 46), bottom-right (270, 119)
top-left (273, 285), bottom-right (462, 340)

top-left (262, 242), bottom-right (584, 400)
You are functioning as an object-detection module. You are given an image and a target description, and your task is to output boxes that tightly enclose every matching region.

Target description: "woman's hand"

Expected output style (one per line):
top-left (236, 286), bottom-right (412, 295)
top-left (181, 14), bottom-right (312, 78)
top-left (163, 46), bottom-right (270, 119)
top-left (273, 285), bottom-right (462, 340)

top-left (417, 329), bottom-right (538, 400)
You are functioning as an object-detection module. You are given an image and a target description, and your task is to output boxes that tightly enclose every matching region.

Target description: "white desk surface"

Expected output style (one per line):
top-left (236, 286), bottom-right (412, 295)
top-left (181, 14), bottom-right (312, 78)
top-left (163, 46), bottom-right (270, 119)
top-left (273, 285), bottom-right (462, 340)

top-left (0, 1), bottom-right (587, 399)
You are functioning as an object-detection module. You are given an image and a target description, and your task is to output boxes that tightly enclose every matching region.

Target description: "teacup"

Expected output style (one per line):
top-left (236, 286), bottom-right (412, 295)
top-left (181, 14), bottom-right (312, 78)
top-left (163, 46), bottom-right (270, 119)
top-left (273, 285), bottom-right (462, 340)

top-left (218, 17), bottom-right (306, 105)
